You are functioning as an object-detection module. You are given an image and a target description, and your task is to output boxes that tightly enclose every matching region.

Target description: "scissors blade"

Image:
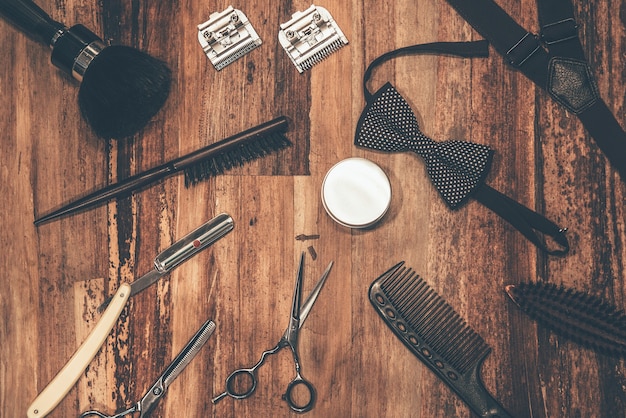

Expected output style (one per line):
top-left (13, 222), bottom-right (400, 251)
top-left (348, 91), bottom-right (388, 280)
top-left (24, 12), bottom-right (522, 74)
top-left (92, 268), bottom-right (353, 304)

top-left (139, 319), bottom-right (216, 417)
top-left (162, 319), bottom-right (216, 389)
top-left (291, 252), bottom-right (306, 321)
top-left (298, 260), bottom-right (333, 326)
top-left (282, 256), bottom-right (333, 341)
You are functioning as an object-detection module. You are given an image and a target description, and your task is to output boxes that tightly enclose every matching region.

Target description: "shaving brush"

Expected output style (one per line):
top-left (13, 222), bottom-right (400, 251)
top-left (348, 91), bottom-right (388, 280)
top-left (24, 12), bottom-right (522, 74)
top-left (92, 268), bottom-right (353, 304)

top-left (0, 0), bottom-right (171, 139)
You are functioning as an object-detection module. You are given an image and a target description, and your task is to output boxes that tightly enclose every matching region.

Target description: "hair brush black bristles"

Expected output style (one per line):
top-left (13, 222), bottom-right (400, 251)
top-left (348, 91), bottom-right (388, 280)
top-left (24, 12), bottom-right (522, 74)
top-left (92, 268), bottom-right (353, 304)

top-left (34, 116), bottom-right (292, 225)
top-left (183, 129), bottom-right (291, 186)
top-left (506, 282), bottom-right (626, 356)
top-left (369, 261), bottom-right (513, 418)
top-left (0, 0), bottom-right (171, 139)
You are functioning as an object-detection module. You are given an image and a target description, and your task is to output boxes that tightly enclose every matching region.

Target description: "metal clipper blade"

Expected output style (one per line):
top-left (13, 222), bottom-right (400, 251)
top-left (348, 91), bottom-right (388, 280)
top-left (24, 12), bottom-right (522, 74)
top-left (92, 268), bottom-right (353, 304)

top-left (278, 5), bottom-right (348, 73)
top-left (198, 6), bottom-right (262, 71)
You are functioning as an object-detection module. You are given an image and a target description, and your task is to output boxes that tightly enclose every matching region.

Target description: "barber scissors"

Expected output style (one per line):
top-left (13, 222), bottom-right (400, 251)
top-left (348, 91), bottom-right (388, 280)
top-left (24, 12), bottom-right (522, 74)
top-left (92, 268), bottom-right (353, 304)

top-left (79, 318), bottom-right (216, 418)
top-left (212, 253), bottom-right (333, 413)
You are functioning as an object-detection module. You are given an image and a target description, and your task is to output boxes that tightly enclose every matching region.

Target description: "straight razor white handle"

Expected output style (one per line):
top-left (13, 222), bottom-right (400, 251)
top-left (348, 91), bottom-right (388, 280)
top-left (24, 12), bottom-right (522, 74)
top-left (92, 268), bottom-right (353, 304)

top-left (27, 282), bottom-right (131, 418)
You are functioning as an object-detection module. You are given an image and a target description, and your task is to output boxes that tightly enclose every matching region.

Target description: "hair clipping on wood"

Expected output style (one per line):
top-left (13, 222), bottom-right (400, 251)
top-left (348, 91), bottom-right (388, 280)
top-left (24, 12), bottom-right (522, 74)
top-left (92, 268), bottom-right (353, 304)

top-left (198, 5), bottom-right (262, 71)
top-left (278, 4), bottom-right (348, 73)
top-left (505, 282), bottom-right (626, 356)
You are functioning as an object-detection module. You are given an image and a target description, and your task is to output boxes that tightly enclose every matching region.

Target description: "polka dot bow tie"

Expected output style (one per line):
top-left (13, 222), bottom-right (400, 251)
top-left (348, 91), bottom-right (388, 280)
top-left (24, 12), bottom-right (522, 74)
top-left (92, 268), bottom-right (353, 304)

top-left (355, 82), bottom-right (492, 209)
top-left (354, 41), bottom-right (569, 256)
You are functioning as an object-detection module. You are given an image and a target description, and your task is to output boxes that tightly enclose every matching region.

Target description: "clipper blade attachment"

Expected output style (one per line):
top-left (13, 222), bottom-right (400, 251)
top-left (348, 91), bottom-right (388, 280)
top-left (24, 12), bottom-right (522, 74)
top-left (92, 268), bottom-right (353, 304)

top-left (198, 6), bottom-right (262, 70)
top-left (278, 5), bottom-right (348, 73)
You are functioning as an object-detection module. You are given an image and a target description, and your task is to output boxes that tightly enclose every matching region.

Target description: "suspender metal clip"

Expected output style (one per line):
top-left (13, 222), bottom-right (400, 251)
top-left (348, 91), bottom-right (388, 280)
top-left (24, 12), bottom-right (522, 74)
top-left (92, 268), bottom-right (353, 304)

top-left (506, 32), bottom-right (542, 67)
top-left (541, 18), bottom-right (579, 45)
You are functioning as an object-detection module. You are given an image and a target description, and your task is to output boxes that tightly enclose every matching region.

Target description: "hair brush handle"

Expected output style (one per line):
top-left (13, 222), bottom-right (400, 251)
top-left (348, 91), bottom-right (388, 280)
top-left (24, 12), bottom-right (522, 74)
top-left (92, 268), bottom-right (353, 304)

top-left (0, 0), bottom-right (65, 45)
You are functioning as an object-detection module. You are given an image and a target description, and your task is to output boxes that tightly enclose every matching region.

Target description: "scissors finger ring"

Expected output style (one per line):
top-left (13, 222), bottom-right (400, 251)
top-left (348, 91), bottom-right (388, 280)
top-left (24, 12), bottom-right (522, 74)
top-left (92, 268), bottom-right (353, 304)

top-left (78, 411), bottom-right (109, 418)
top-left (79, 408), bottom-right (136, 418)
top-left (225, 368), bottom-right (259, 399)
top-left (283, 376), bottom-right (316, 413)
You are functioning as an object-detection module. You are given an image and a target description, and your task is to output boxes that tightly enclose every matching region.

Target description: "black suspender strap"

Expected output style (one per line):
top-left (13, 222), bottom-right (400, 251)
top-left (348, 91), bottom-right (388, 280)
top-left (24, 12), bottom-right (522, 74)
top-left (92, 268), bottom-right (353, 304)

top-left (444, 0), bottom-right (626, 181)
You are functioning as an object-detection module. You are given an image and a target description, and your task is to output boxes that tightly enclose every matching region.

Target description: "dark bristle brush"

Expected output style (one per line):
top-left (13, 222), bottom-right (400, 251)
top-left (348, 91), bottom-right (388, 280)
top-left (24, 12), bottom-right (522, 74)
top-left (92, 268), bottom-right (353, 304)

top-left (506, 282), bottom-right (626, 356)
top-left (369, 261), bottom-right (513, 418)
top-left (0, 0), bottom-right (171, 139)
top-left (34, 116), bottom-right (292, 225)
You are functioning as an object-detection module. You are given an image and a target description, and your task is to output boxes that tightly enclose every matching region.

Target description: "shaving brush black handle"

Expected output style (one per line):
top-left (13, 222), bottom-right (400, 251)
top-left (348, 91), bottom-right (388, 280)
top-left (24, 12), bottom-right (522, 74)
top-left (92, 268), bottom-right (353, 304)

top-left (0, 0), bottom-right (66, 45)
top-left (0, 0), bottom-right (105, 81)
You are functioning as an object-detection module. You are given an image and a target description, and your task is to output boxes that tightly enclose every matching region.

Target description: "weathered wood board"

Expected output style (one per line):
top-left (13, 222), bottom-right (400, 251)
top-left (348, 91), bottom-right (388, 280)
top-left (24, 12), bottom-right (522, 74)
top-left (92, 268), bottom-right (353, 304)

top-left (1, 0), bottom-right (624, 417)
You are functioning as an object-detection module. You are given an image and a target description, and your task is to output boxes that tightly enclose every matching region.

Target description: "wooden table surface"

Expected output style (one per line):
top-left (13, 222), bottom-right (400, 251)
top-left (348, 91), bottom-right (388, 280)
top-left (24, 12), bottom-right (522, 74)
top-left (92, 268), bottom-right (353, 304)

top-left (1, 0), bottom-right (625, 417)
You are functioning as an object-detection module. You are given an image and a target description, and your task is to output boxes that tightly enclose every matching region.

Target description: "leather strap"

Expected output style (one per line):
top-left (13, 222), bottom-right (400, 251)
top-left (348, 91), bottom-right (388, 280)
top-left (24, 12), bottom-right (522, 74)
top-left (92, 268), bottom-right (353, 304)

top-left (362, 40), bottom-right (490, 101)
top-left (445, 0), bottom-right (626, 180)
top-left (474, 185), bottom-right (569, 256)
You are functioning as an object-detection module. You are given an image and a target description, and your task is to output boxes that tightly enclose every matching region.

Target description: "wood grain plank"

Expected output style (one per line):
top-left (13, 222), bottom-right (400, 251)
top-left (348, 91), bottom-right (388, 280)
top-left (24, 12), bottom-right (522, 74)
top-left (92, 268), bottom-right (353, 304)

top-left (0, 24), bottom-right (41, 418)
top-left (1, 0), bottom-right (625, 417)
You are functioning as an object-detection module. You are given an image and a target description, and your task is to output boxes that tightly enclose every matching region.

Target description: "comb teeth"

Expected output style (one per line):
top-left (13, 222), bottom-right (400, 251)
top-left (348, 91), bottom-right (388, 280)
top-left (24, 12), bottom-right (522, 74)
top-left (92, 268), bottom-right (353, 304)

top-left (299, 39), bottom-right (347, 72)
top-left (164, 320), bottom-right (216, 387)
top-left (506, 282), bottom-right (626, 355)
top-left (278, 5), bottom-right (348, 73)
top-left (213, 40), bottom-right (261, 70)
top-left (183, 132), bottom-right (292, 186)
top-left (371, 261), bottom-right (490, 375)
top-left (197, 6), bottom-right (262, 71)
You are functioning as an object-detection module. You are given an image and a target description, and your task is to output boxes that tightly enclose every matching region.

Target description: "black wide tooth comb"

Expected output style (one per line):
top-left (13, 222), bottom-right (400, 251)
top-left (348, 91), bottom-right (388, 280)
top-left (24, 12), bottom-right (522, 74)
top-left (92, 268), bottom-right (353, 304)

top-left (506, 282), bottom-right (626, 356)
top-left (369, 261), bottom-right (513, 418)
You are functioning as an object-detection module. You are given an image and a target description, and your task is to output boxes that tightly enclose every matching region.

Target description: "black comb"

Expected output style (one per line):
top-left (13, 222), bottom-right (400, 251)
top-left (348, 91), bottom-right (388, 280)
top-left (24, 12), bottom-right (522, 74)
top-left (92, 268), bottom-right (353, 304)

top-left (34, 117), bottom-right (291, 225)
top-left (506, 282), bottom-right (626, 356)
top-left (369, 261), bottom-right (513, 418)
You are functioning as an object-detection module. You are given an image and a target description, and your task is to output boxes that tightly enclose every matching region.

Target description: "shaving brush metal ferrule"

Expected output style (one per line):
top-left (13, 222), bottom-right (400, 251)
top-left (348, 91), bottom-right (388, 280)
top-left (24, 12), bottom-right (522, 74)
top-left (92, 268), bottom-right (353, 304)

top-left (0, 0), bottom-right (172, 139)
top-left (49, 24), bottom-right (105, 82)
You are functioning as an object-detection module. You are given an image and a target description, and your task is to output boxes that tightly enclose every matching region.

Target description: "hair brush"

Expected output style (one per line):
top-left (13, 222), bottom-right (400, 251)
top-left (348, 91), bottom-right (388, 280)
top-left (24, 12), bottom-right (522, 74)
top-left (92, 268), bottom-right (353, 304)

top-left (369, 261), bottom-right (513, 418)
top-left (34, 116), bottom-right (292, 225)
top-left (0, 0), bottom-right (171, 139)
top-left (505, 282), bottom-right (626, 356)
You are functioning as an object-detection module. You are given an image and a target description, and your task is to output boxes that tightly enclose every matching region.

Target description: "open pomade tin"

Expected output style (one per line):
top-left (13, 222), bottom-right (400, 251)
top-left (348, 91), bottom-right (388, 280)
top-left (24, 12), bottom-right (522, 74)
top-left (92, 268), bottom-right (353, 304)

top-left (321, 157), bottom-right (392, 229)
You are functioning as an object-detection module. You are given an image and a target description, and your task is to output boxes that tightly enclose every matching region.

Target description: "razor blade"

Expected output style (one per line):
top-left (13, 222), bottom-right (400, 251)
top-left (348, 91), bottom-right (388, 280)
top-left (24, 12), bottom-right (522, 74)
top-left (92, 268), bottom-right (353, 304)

top-left (278, 5), bottom-right (348, 73)
top-left (198, 6), bottom-right (262, 71)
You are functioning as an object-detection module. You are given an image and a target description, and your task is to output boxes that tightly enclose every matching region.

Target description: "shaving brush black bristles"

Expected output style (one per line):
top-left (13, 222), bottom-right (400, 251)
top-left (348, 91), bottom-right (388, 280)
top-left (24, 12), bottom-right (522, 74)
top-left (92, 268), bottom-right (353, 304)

top-left (506, 282), bottom-right (626, 356)
top-left (78, 45), bottom-right (171, 139)
top-left (0, 0), bottom-right (171, 139)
